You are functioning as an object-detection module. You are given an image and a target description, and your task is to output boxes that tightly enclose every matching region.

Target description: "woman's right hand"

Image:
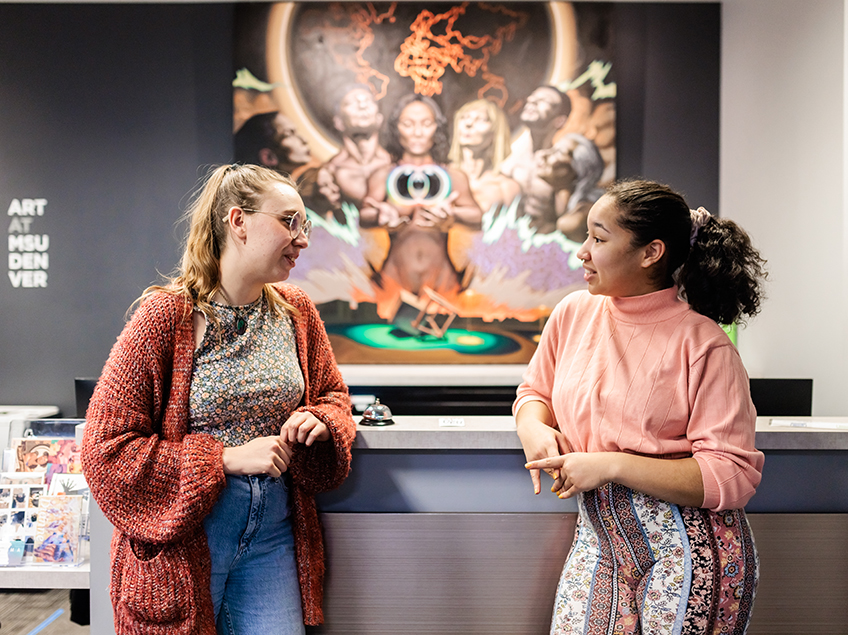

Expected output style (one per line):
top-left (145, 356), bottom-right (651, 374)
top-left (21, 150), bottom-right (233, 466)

top-left (222, 436), bottom-right (293, 478)
top-left (516, 412), bottom-right (570, 495)
top-left (362, 196), bottom-right (408, 229)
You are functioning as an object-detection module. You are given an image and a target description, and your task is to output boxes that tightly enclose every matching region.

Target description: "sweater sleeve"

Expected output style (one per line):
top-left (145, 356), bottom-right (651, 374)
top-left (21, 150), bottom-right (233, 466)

top-left (284, 286), bottom-right (356, 495)
top-left (81, 295), bottom-right (225, 545)
top-left (688, 343), bottom-right (764, 511)
top-left (513, 299), bottom-right (565, 417)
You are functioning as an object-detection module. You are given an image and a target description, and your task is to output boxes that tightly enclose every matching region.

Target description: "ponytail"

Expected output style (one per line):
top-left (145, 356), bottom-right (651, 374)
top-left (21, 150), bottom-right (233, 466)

top-left (679, 215), bottom-right (767, 324)
top-left (607, 178), bottom-right (767, 325)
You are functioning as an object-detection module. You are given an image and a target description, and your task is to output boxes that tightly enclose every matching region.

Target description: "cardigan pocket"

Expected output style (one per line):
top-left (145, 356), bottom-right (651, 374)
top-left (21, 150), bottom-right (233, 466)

top-left (114, 533), bottom-right (196, 634)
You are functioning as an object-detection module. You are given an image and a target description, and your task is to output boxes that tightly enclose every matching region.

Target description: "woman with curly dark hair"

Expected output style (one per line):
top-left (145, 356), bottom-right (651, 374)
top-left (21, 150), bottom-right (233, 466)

top-left (515, 178), bottom-right (767, 634)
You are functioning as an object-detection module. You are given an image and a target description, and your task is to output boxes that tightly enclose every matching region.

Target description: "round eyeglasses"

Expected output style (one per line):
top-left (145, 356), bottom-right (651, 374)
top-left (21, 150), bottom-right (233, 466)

top-left (242, 208), bottom-right (312, 240)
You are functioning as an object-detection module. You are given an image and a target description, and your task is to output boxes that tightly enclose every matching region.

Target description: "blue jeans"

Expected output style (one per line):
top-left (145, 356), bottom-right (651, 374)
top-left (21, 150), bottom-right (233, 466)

top-left (203, 474), bottom-right (305, 635)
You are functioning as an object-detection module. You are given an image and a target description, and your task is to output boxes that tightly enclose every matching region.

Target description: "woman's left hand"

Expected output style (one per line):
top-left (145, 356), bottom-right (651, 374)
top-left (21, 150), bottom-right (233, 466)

top-left (417, 191), bottom-right (459, 230)
top-left (281, 411), bottom-right (330, 447)
top-left (525, 452), bottom-right (615, 499)
top-left (527, 453), bottom-right (706, 507)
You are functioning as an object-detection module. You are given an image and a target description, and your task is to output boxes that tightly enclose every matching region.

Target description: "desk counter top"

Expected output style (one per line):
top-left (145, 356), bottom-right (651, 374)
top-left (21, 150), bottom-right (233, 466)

top-left (0, 559), bottom-right (89, 589)
top-left (755, 417), bottom-right (848, 450)
top-left (354, 416), bottom-right (848, 451)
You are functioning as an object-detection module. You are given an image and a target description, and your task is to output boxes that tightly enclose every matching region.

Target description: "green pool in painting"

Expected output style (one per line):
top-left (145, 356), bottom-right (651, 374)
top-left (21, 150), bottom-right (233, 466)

top-left (327, 324), bottom-right (521, 356)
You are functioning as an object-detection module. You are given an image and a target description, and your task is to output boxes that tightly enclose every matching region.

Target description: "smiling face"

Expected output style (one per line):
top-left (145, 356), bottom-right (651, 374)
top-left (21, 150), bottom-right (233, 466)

top-left (576, 195), bottom-right (661, 298)
top-left (242, 182), bottom-right (309, 285)
top-left (397, 101), bottom-right (438, 159)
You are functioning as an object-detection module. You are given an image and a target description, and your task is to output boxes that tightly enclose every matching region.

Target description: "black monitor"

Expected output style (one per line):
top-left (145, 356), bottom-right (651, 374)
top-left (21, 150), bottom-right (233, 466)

top-left (749, 378), bottom-right (813, 417)
top-left (72, 376), bottom-right (811, 418)
top-left (74, 377), bottom-right (99, 418)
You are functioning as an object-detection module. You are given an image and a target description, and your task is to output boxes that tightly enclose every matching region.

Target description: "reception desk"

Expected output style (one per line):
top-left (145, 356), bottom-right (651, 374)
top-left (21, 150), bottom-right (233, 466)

top-left (88, 417), bottom-right (848, 634)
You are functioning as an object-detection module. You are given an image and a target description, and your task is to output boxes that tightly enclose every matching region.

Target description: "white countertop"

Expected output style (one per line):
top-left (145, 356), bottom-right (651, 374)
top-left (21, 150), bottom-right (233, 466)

top-left (355, 416), bottom-right (848, 451)
top-left (72, 415), bottom-right (848, 453)
top-left (356, 415), bottom-right (519, 449)
top-left (0, 560), bottom-right (89, 589)
top-left (755, 417), bottom-right (848, 450)
top-left (0, 541), bottom-right (89, 589)
top-left (0, 405), bottom-right (60, 420)
top-left (340, 364), bottom-right (526, 387)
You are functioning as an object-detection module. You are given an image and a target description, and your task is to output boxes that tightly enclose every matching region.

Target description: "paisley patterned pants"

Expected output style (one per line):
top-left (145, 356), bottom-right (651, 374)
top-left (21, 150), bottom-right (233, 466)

top-left (551, 483), bottom-right (758, 635)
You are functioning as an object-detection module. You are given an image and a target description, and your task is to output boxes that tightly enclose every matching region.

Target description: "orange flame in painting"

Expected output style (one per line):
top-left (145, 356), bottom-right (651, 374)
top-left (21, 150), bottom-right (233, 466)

top-left (300, 2), bottom-right (399, 100)
top-left (395, 2), bottom-right (528, 106)
top-left (301, 2), bottom-right (529, 106)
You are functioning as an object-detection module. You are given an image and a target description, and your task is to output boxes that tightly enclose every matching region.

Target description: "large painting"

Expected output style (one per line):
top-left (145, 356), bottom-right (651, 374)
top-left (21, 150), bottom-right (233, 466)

top-left (233, 2), bottom-right (616, 364)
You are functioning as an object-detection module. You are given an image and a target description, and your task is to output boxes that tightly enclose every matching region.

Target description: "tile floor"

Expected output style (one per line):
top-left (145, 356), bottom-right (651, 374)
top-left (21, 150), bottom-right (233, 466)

top-left (0, 589), bottom-right (89, 635)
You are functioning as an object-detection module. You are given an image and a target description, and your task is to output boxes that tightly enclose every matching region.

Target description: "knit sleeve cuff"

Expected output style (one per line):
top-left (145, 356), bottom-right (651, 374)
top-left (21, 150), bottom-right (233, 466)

top-left (180, 433), bottom-right (226, 514)
top-left (693, 453), bottom-right (720, 510)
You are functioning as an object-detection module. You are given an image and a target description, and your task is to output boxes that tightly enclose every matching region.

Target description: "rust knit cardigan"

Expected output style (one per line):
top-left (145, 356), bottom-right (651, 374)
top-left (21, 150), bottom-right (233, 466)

top-left (81, 283), bottom-right (356, 634)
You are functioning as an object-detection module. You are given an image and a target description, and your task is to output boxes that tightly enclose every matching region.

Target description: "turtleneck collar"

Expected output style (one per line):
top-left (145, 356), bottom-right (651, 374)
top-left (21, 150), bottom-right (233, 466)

top-left (606, 286), bottom-right (689, 324)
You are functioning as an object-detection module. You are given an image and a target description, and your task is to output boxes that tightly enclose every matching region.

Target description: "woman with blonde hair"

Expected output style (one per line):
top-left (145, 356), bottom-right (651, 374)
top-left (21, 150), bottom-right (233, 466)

top-left (448, 98), bottom-right (520, 212)
top-left (82, 163), bottom-right (356, 634)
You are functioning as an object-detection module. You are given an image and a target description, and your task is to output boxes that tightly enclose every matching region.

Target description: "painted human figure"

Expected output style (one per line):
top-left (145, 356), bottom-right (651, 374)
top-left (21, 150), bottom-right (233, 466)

top-left (447, 99), bottom-right (520, 213)
top-left (234, 111), bottom-right (313, 179)
top-left (501, 86), bottom-right (603, 241)
top-left (537, 132), bottom-right (605, 243)
top-left (319, 84), bottom-right (392, 211)
top-left (360, 94), bottom-right (482, 298)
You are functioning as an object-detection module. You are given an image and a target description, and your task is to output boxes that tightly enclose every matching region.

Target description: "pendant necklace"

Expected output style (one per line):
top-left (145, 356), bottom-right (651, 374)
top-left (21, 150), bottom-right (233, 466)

top-left (235, 310), bottom-right (248, 336)
top-left (217, 290), bottom-right (262, 336)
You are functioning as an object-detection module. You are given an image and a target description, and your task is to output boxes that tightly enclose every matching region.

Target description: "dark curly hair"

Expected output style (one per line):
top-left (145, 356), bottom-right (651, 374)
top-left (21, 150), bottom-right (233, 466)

top-left (382, 94), bottom-right (450, 164)
top-left (606, 179), bottom-right (767, 325)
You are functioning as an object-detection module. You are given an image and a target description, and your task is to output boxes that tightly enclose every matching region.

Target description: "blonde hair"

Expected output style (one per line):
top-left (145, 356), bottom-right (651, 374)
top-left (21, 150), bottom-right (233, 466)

top-left (448, 99), bottom-right (513, 170)
top-left (138, 163), bottom-right (300, 325)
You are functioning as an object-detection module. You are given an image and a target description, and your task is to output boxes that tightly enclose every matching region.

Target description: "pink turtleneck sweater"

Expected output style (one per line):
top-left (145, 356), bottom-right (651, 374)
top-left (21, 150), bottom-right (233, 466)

top-left (514, 287), bottom-right (764, 511)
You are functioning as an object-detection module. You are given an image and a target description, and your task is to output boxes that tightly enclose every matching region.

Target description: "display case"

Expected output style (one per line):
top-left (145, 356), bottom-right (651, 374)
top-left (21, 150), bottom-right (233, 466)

top-left (0, 416), bottom-right (89, 590)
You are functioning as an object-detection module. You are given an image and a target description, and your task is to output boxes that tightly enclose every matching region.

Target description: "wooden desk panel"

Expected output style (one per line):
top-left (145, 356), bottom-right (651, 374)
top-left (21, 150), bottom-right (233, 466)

top-left (309, 513), bottom-right (848, 635)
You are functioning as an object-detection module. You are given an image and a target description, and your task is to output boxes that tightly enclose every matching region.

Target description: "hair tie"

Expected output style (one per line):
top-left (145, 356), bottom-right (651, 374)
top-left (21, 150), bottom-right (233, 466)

top-left (689, 206), bottom-right (712, 246)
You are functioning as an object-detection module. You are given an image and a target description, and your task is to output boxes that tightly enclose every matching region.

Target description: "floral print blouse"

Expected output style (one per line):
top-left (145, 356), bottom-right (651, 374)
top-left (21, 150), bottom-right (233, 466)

top-left (189, 296), bottom-right (304, 446)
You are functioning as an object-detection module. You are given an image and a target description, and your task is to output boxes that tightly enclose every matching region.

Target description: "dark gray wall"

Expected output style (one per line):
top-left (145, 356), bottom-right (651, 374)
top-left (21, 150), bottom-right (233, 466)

top-left (0, 3), bottom-right (718, 416)
top-left (615, 3), bottom-right (721, 211)
top-left (0, 4), bottom-right (233, 415)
